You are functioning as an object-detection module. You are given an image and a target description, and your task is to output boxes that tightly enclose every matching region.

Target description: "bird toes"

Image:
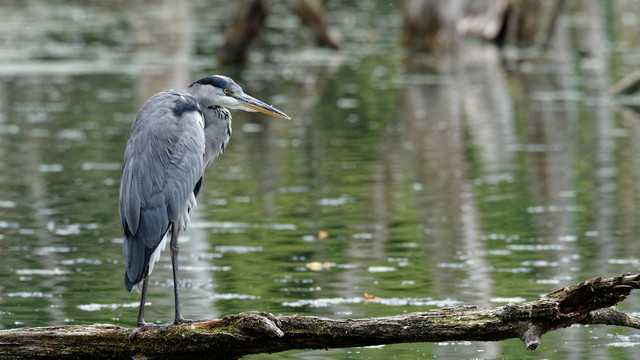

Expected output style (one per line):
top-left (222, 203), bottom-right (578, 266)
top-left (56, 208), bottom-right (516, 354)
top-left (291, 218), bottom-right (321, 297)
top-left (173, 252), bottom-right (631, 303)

top-left (174, 316), bottom-right (197, 325)
top-left (128, 322), bottom-right (165, 340)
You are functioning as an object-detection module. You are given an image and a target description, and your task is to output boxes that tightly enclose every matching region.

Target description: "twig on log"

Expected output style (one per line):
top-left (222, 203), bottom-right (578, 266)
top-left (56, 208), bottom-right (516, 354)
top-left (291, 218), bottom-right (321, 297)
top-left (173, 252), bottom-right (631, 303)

top-left (579, 307), bottom-right (640, 329)
top-left (1, 273), bottom-right (639, 359)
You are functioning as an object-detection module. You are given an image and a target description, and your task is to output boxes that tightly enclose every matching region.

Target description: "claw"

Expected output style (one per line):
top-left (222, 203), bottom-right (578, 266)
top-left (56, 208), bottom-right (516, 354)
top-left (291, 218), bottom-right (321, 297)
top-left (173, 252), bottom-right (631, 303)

top-left (129, 318), bottom-right (200, 339)
top-left (175, 317), bottom-right (197, 325)
top-left (129, 322), bottom-right (167, 340)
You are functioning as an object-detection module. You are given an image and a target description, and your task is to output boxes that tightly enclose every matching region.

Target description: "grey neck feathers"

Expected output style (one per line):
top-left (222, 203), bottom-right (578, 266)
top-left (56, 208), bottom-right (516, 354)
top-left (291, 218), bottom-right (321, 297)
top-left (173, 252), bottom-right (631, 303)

top-left (202, 106), bottom-right (232, 166)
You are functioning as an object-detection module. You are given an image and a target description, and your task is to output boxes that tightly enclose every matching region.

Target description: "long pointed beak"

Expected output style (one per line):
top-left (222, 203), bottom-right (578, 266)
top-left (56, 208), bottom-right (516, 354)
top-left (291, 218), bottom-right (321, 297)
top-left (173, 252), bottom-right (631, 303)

top-left (233, 93), bottom-right (291, 119)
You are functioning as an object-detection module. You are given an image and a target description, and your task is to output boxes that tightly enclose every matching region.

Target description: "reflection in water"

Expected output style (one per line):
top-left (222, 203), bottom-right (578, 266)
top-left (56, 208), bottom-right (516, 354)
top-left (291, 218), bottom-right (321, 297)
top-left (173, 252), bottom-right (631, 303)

top-left (402, 51), bottom-right (498, 358)
top-left (516, 17), bottom-right (583, 358)
top-left (580, 0), bottom-right (616, 276)
top-left (403, 53), bottom-right (492, 304)
top-left (131, 0), bottom-right (192, 104)
top-left (0, 2), bottom-right (640, 359)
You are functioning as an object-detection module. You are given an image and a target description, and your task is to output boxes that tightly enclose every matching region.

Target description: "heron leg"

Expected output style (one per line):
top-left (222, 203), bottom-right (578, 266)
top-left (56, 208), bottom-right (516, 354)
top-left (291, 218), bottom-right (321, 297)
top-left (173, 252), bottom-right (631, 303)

top-left (169, 222), bottom-right (195, 324)
top-left (136, 277), bottom-right (150, 327)
top-left (129, 277), bottom-right (165, 339)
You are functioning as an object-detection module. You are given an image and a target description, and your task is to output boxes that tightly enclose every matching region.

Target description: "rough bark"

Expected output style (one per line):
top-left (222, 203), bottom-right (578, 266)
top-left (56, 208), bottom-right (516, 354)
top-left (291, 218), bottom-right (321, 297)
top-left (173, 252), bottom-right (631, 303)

top-left (1, 273), bottom-right (639, 359)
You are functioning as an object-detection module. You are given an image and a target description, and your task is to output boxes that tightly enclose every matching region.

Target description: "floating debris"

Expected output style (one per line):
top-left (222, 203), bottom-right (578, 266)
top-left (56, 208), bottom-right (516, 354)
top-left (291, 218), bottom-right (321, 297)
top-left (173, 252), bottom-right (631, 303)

top-left (306, 261), bottom-right (335, 271)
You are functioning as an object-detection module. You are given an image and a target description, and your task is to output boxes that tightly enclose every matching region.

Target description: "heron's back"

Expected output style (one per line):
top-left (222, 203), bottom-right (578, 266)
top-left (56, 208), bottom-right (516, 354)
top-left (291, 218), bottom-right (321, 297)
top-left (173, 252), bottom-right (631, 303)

top-left (119, 90), bottom-right (206, 291)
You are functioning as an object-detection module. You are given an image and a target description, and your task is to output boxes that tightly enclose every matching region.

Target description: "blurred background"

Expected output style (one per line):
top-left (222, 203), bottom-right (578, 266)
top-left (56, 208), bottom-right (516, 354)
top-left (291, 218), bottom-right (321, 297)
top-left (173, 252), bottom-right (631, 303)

top-left (1, 0), bottom-right (640, 359)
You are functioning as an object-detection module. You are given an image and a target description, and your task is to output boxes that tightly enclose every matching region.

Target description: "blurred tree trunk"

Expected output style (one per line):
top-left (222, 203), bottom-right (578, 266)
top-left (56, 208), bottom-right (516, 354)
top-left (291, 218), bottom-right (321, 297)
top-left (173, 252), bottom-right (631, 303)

top-left (218, 0), bottom-right (273, 64)
top-left (402, 0), bottom-right (555, 50)
top-left (502, 0), bottom-right (541, 45)
top-left (219, 0), bottom-right (341, 64)
top-left (457, 0), bottom-right (509, 42)
top-left (401, 0), bottom-right (462, 49)
top-left (293, 0), bottom-right (342, 49)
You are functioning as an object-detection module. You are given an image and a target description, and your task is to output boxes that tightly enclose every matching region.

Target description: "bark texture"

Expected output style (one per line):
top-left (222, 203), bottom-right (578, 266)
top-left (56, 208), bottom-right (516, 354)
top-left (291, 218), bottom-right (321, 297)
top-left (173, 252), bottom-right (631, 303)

top-left (1, 273), bottom-right (639, 359)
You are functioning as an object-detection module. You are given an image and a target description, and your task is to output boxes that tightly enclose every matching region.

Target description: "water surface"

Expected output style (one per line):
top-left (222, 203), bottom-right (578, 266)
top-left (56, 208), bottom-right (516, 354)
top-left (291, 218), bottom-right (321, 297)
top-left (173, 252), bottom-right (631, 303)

top-left (1, 1), bottom-right (639, 359)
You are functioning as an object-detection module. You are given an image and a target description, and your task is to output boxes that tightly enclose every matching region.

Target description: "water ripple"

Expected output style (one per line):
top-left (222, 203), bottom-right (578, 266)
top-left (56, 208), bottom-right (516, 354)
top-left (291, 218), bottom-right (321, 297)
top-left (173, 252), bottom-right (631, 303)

top-left (282, 297), bottom-right (462, 308)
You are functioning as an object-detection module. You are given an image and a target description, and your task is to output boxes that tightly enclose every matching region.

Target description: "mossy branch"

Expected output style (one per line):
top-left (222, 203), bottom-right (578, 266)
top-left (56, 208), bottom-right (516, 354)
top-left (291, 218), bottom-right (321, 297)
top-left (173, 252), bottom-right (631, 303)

top-left (1, 273), bottom-right (639, 359)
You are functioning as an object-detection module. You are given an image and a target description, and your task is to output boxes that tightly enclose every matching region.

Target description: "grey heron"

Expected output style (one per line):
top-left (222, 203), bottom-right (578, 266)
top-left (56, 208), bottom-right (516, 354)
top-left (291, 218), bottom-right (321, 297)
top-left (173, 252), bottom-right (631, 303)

top-left (119, 75), bottom-right (290, 337)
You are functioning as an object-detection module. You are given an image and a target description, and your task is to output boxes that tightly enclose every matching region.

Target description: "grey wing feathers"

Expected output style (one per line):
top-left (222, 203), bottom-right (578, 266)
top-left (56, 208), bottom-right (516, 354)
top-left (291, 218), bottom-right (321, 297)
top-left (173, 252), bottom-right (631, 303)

top-left (119, 90), bottom-right (205, 291)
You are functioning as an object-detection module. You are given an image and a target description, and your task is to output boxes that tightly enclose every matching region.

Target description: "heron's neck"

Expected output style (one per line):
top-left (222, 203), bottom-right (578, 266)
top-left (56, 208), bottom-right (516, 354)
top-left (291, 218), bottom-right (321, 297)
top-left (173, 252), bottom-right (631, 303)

top-left (202, 106), bottom-right (232, 166)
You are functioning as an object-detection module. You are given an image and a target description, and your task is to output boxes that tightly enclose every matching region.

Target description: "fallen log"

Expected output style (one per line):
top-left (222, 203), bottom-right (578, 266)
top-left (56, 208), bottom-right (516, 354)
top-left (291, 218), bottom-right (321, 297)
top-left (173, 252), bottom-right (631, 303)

top-left (1, 273), bottom-right (639, 359)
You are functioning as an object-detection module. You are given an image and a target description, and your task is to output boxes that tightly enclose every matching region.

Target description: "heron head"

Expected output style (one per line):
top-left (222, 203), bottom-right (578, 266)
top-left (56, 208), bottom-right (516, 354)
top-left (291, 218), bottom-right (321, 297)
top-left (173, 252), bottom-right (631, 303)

top-left (188, 75), bottom-right (290, 119)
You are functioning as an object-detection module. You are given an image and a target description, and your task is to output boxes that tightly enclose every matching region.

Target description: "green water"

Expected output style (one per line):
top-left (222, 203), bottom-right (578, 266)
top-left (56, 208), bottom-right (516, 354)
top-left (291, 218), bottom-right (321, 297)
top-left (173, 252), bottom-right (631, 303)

top-left (1, 1), bottom-right (640, 359)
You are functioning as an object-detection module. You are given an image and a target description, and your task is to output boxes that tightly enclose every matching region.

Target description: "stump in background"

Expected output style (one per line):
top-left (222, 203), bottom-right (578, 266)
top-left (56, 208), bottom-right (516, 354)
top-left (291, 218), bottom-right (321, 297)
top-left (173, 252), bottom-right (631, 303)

top-left (401, 0), bottom-right (462, 50)
top-left (218, 0), bottom-right (273, 64)
top-left (219, 0), bottom-right (341, 64)
top-left (401, 0), bottom-right (556, 50)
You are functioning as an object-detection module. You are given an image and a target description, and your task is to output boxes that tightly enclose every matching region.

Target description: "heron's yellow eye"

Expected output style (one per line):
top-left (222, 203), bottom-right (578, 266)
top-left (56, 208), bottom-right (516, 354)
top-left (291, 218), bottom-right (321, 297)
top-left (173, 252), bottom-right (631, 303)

top-left (223, 88), bottom-right (230, 94)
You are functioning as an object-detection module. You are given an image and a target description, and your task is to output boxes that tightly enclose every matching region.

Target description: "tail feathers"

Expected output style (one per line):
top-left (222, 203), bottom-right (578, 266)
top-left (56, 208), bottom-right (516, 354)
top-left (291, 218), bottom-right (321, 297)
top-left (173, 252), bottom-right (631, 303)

top-left (123, 234), bottom-right (153, 292)
top-left (123, 231), bottom-right (168, 292)
top-left (125, 273), bottom-right (141, 292)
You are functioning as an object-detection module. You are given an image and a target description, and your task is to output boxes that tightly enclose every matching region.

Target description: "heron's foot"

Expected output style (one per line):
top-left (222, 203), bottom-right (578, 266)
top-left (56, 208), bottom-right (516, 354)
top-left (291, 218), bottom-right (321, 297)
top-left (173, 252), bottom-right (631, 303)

top-left (145, 318), bottom-right (197, 335)
top-left (128, 322), bottom-right (166, 340)
top-left (129, 318), bottom-right (199, 339)
top-left (155, 317), bottom-right (198, 332)
top-left (175, 316), bottom-right (197, 325)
